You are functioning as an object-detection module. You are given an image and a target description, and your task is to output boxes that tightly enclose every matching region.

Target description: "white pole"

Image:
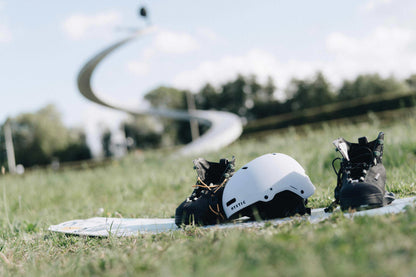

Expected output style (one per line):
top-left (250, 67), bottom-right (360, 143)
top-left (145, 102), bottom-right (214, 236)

top-left (4, 122), bottom-right (16, 174)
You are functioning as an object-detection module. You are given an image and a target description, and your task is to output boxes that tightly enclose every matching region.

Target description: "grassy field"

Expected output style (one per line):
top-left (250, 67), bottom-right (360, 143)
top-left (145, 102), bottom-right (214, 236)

top-left (1, 108), bottom-right (416, 276)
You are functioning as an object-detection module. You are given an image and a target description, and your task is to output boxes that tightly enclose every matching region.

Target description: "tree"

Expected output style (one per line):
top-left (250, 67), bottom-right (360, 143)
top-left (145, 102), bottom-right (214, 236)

top-left (54, 129), bottom-right (91, 162)
top-left (145, 86), bottom-right (188, 110)
top-left (2, 104), bottom-right (91, 167)
top-left (219, 75), bottom-right (247, 115)
top-left (255, 76), bottom-right (276, 103)
top-left (286, 72), bottom-right (335, 111)
top-left (195, 83), bottom-right (218, 110)
top-left (144, 86), bottom-right (193, 145)
top-left (338, 74), bottom-right (406, 101)
top-left (195, 75), bottom-right (281, 120)
top-left (9, 105), bottom-right (71, 166)
top-left (101, 129), bottom-right (112, 158)
top-left (405, 74), bottom-right (416, 91)
top-left (246, 76), bottom-right (282, 119)
top-left (122, 116), bottom-right (162, 150)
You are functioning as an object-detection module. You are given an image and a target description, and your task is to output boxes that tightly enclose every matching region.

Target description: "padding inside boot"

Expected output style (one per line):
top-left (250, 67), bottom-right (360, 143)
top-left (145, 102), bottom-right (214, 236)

top-left (205, 162), bottom-right (229, 184)
top-left (349, 146), bottom-right (373, 164)
top-left (193, 159), bottom-right (229, 185)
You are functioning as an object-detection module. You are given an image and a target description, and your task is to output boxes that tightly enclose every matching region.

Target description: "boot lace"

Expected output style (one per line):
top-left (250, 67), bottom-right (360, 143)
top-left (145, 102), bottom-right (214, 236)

top-left (192, 177), bottom-right (228, 194)
top-left (185, 175), bottom-right (228, 220)
top-left (187, 161), bottom-right (234, 202)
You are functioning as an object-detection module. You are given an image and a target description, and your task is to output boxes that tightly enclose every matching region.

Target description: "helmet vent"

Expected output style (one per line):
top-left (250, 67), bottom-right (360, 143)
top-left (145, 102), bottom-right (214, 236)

top-left (301, 190), bottom-right (304, 194)
top-left (242, 167), bottom-right (248, 169)
top-left (264, 195), bottom-right (269, 200)
top-left (226, 198), bottom-right (236, 207)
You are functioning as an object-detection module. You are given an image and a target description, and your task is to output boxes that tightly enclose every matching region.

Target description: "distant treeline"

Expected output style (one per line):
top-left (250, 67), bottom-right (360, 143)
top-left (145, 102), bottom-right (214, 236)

top-left (120, 72), bottom-right (416, 153)
top-left (244, 88), bottom-right (416, 134)
top-left (2, 72), bottom-right (416, 168)
top-left (0, 105), bottom-right (91, 169)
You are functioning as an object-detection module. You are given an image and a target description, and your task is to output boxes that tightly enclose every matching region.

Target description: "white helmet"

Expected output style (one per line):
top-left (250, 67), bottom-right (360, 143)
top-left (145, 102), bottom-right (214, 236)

top-left (222, 153), bottom-right (315, 219)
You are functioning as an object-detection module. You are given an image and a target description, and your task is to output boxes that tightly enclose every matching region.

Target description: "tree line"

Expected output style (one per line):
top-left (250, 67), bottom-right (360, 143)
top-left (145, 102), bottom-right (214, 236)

top-left (0, 104), bottom-right (91, 169)
top-left (1, 72), bottom-right (415, 168)
top-left (119, 72), bottom-right (416, 153)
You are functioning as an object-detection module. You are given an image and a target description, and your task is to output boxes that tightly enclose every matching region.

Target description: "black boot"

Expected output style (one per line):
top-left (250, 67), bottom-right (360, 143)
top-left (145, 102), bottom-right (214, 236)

top-left (326, 132), bottom-right (395, 212)
top-left (175, 157), bottom-right (235, 226)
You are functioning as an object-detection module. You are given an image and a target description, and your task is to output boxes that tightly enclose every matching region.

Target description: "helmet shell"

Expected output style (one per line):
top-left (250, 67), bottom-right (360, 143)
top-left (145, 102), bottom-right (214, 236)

top-left (222, 153), bottom-right (315, 218)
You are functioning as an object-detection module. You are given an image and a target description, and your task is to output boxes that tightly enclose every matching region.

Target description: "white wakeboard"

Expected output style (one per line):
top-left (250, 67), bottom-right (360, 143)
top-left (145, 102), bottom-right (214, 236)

top-left (48, 196), bottom-right (416, 237)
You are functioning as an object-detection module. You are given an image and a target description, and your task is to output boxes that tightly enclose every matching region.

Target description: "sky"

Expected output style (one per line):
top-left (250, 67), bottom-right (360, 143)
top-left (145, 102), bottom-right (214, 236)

top-left (1, 0), bottom-right (416, 154)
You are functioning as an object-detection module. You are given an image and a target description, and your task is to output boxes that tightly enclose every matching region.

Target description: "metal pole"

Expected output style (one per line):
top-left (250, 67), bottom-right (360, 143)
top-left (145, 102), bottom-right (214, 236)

top-left (185, 92), bottom-right (200, 141)
top-left (4, 122), bottom-right (16, 174)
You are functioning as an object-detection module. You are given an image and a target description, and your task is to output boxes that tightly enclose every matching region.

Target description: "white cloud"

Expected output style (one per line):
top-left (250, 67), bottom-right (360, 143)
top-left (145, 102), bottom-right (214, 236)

top-left (126, 29), bottom-right (199, 77)
top-left (153, 30), bottom-right (199, 54)
top-left (62, 11), bottom-right (121, 40)
top-left (197, 28), bottom-right (220, 42)
top-left (172, 49), bottom-right (319, 97)
top-left (0, 1), bottom-right (11, 43)
top-left (141, 47), bottom-right (157, 60)
top-left (359, 0), bottom-right (392, 12)
top-left (0, 23), bottom-right (12, 43)
top-left (326, 27), bottom-right (416, 80)
top-left (127, 61), bottom-right (149, 76)
top-left (171, 26), bottom-right (416, 95)
top-left (327, 27), bottom-right (413, 57)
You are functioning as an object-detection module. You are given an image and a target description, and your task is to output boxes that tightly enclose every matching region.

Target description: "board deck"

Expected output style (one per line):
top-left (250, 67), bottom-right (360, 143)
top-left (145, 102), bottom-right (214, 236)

top-left (48, 196), bottom-right (416, 237)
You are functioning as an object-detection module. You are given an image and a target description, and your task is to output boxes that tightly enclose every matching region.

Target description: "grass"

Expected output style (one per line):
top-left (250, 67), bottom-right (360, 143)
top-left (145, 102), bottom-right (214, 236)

top-left (1, 108), bottom-right (416, 276)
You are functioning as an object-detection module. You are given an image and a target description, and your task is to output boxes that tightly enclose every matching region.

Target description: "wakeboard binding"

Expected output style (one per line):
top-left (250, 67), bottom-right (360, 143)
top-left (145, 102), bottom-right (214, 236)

top-left (175, 157), bottom-right (235, 226)
top-left (326, 132), bottom-right (395, 212)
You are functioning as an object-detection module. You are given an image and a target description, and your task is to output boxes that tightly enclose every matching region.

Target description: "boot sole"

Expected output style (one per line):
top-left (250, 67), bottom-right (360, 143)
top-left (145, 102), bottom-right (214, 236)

top-left (340, 193), bottom-right (385, 211)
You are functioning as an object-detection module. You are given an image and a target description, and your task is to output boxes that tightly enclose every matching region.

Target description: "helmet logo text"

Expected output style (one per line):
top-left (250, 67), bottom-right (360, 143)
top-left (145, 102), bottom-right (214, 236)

top-left (230, 200), bottom-right (246, 210)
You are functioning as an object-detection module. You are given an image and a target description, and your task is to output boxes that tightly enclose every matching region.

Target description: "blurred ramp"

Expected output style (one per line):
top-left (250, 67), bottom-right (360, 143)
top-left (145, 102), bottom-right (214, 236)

top-left (77, 28), bottom-right (242, 155)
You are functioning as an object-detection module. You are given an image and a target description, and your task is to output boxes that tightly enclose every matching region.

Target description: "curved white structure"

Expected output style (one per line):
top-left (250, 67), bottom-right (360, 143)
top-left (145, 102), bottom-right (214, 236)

top-left (77, 29), bottom-right (243, 155)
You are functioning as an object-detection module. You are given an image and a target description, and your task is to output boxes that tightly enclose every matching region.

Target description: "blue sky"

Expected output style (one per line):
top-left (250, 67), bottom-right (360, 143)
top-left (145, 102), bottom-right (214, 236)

top-left (1, 0), bottom-right (416, 154)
